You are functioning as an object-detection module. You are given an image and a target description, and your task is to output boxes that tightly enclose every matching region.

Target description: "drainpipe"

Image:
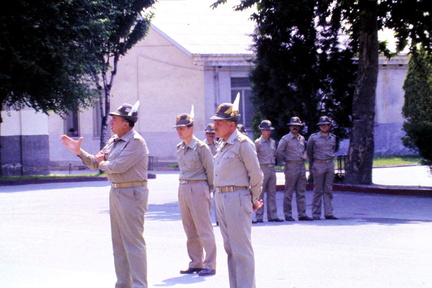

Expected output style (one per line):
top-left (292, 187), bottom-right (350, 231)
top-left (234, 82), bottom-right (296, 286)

top-left (213, 66), bottom-right (220, 108)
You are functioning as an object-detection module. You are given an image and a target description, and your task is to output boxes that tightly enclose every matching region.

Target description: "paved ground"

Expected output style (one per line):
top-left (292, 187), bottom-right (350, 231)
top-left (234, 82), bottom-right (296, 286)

top-left (1, 167), bottom-right (431, 288)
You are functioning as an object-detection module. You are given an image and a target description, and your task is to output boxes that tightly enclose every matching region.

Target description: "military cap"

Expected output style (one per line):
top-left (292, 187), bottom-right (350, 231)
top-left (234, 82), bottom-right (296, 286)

top-left (109, 102), bottom-right (139, 123)
top-left (317, 116), bottom-right (332, 125)
top-left (237, 124), bottom-right (248, 135)
top-left (287, 116), bottom-right (304, 126)
top-left (259, 120), bottom-right (275, 130)
top-left (204, 123), bottom-right (216, 133)
top-left (173, 113), bottom-right (194, 128)
top-left (210, 103), bottom-right (240, 121)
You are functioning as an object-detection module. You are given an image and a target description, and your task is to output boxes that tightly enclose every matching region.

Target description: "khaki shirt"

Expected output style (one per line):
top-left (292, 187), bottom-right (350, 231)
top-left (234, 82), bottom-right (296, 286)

top-left (254, 136), bottom-right (276, 165)
top-left (176, 136), bottom-right (214, 187)
top-left (203, 138), bottom-right (218, 156)
top-left (79, 129), bottom-right (149, 183)
top-left (214, 129), bottom-right (263, 202)
top-left (307, 132), bottom-right (337, 161)
top-left (276, 132), bottom-right (307, 163)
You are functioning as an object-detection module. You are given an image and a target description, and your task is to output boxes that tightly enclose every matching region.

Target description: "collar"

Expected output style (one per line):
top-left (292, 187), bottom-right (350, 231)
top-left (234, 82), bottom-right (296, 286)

top-left (226, 129), bottom-right (240, 145)
top-left (182, 136), bottom-right (198, 149)
top-left (289, 132), bottom-right (301, 139)
top-left (258, 135), bottom-right (271, 143)
top-left (115, 129), bottom-right (134, 142)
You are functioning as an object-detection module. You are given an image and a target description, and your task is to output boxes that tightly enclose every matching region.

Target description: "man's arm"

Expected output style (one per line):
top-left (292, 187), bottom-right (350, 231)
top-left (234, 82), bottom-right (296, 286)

top-left (239, 140), bottom-right (263, 203)
top-left (99, 138), bottom-right (147, 174)
top-left (306, 135), bottom-right (315, 170)
top-left (199, 143), bottom-right (215, 189)
top-left (275, 136), bottom-right (286, 165)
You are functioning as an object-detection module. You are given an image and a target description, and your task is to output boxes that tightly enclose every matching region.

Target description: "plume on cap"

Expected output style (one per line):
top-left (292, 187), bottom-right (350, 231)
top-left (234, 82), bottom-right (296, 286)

top-left (231, 93), bottom-right (240, 117)
top-left (129, 101), bottom-right (140, 116)
top-left (190, 104), bottom-right (195, 120)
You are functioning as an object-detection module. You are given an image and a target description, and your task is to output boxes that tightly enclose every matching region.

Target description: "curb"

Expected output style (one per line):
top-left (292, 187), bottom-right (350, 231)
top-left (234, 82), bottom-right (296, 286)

top-left (276, 183), bottom-right (432, 197)
top-left (0, 173), bottom-right (157, 186)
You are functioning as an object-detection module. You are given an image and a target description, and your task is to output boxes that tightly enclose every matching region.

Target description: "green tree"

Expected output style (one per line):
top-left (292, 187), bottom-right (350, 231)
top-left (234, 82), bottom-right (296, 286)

top-left (402, 47), bottom-right (432, 166)
top-left (0, 0), bottom-right (102, 123)
top-left (215, 0), bottom-right (432, 184)
top-left (0, 0), bottom-right (155, 150)
top-left (89, 0), bottom-right (155, 149)
top-left (214, 0), bottom-right (356, 141)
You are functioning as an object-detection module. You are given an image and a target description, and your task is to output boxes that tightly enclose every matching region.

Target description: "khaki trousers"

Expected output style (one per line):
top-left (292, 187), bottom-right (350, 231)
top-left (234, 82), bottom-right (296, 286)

top-left (178, 181), bottom-right (217, 270)
top-left (215, 189), bottom-right (256, 288)
top-left (283, 163), bottom-right (307, 218)
top-left (110, 184), bottom-right (149, 288)
top-left (255, 165), bottom-right (278, 221)
top-left (312, 161), bottom-right (335, 217)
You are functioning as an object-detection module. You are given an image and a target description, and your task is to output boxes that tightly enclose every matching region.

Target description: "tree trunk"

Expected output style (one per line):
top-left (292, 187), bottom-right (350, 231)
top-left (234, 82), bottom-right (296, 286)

top-left (99, 88), bottom-right (111, 151)
top-left (344, 0), bottom-right (378, 185)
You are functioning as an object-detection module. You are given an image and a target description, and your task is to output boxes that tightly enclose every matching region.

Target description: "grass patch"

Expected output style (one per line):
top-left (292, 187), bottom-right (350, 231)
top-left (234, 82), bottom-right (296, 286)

top-left (0, 173), bottom-right (105, 182)
top-left (372, 155), bottom-right (422, 167)
top-left (275, 155), bottom-right (422, 171)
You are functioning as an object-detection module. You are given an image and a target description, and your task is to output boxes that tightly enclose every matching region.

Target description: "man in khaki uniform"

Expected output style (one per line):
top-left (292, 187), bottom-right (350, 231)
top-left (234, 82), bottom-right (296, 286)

top-left (211, 99), bottom-right (263, 288)
top-left (61, 102), bottom-right (149, 288)
top-left (307, 116), bottom-right (338, 220)
top-left (276, 117), bottom-right (313, 221)
top-left (203, 123), bottom-right (218, 156)
top-left (253, 120), bottom-right (283, 223)
top-left (174, 113), bottom-right (217, 276)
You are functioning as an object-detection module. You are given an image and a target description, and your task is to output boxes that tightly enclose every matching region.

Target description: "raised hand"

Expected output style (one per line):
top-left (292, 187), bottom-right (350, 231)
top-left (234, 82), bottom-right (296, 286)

top-left (60, 135), bottom-right (83, 155)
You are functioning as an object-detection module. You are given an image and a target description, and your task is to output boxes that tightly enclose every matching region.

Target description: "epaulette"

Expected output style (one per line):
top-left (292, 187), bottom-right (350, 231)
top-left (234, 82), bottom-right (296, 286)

top-left (196, 139), bottom-right (206, 147)
top-left (237, 133), bottom-right (248, 143)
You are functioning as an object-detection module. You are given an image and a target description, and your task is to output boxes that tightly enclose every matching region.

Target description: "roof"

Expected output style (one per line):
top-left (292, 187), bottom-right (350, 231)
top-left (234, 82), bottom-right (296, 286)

top-left (151, 0), bottom-right (256, 56)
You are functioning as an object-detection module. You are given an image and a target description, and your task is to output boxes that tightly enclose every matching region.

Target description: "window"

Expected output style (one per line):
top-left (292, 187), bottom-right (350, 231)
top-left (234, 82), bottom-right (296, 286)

top-left (93, 100), bottom-right (101, 138)
top-left (64, 109), bottom-right (80, 137)
top-left (231, 77), bottom-right (254, 129)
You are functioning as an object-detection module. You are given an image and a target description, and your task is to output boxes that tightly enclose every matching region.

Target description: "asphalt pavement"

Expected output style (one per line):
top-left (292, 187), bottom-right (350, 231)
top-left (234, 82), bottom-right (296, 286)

top-left (0, 167), bottom-right (431, 288)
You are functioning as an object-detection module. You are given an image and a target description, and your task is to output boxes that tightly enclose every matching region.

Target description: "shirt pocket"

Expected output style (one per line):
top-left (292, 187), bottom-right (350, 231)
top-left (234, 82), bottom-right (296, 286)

top-left (187, 153), bottom-right (201, 170)
top-left (223, 151), bottom-right (239, 163)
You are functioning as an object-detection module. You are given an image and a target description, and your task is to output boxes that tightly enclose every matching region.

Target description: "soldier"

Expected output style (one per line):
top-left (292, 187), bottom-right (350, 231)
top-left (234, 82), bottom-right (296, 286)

top-left (276, 116), bottom-right (313, 221)
top-left (211, 95), bottom-right (263, 288)
top-left (203, 123), bottom-right (218, 156)
top-left (174, 112), bottom-right (217, 276)
top-left (61, 102), bottom-right (150, 288)
top-left (253, 120), bottom-right (284, 223)
top-left (236, 123), bottom-right (248, 135)
top-left (307, 116), bottom-right (338, 220)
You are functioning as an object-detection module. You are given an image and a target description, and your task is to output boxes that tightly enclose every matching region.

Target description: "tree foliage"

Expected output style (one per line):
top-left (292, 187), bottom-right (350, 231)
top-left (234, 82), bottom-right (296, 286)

top-left (0, 0), bottom-right (155, 150)
top-left (402, 47), bottom-right (432, 166)
top-left (215, 0), bottom-right (432, 184)
top-left (0, 0), bottom-right (103, 122)
top-left (89, 0), bottom-right (155, 149)
top-left (215, 0), bottom-right (356, 141)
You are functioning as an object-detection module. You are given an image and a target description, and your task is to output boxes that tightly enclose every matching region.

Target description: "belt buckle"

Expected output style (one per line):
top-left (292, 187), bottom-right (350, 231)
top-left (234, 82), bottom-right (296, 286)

top-left (180, 180), bottom-right (188, 184)
top-left (224, 186), bottom-right (235, 192)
